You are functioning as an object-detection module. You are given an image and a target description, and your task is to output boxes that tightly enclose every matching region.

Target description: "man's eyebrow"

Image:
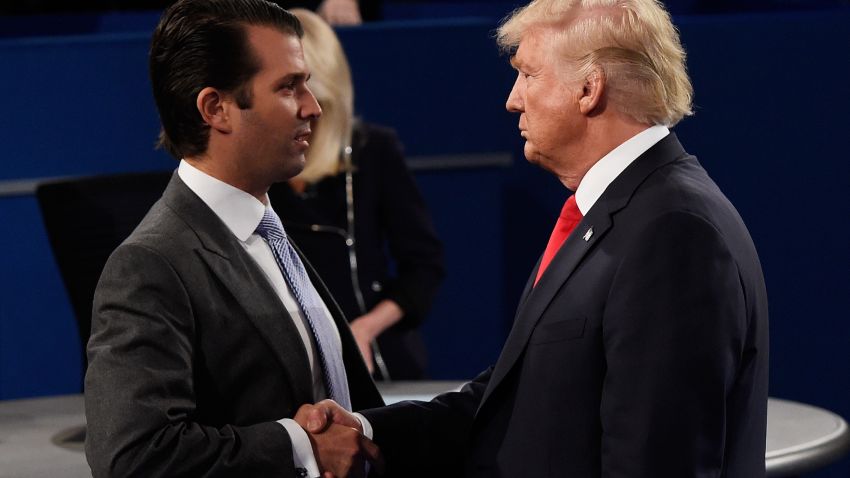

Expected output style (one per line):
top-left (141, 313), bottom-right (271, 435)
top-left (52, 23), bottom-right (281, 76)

top-left (273, 72), bottom-right (308, 88)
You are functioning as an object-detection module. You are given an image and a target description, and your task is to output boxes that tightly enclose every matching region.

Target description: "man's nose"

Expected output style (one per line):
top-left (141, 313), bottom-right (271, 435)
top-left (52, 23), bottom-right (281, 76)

top-left (301, 86), bottom-right (322, 119)
top-left (506, 76), bottom-right (524, 113)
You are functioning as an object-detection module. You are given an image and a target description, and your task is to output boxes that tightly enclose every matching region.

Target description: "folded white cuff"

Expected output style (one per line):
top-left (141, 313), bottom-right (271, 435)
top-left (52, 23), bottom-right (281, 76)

top-left (353, 411), bottom-right (373, 439)
top-left (278, 418), bottom-right (320, 478)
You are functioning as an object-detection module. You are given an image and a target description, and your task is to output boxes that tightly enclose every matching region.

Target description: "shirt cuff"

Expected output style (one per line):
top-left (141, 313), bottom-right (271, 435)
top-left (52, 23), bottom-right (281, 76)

top-left (353, 412), bottom-right (373, 439)
top-left (278, 418), bottom-right (320, 478)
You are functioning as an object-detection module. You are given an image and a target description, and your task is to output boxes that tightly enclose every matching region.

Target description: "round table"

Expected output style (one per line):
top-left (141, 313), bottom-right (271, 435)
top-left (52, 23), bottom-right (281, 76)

top-left (766, 398), bottom-right (850, 476)
top-left (0, 385), bottom-right (847, 477)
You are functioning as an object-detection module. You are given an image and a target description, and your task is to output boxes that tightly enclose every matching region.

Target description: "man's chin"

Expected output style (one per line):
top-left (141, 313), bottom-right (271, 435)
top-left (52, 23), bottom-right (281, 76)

top-left (277, 156), bottom-right (306, 181)
top-left (523, 146), bottom-right (542, 166)
top-left (524, 150), bottom-right (560, 177)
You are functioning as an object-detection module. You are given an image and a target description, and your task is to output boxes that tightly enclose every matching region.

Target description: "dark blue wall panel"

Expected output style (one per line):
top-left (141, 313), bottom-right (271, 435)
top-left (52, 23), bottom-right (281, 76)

top-left (0, 196), bottom-right (81, 397)
top-left (337, 19), bottom-right (517, 156)
top-left (416, 170), bottom-right (507, 378)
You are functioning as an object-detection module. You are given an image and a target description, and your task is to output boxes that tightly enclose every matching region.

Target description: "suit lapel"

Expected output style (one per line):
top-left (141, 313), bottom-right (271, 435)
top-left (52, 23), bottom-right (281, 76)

top-left (478, 133), bottom-right (689, 412)
top-left (161, 174), bottom-right (314, 405)
top-left (479, 208), bottom-right (612, 409)
top-left (514, 255), bottom-right (541, 314)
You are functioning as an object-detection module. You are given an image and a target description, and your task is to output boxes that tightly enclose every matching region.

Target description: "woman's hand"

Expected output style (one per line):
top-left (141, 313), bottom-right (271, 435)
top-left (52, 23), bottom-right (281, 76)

top-left (349, 300), bottom-right (403, 373)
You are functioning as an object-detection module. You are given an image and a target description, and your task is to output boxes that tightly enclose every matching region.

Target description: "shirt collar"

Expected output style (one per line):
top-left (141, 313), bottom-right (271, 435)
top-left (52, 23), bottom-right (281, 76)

top-left (574, 124), bottom-right (669, 215)
top-left (177, 159), bottom-right (268, 242)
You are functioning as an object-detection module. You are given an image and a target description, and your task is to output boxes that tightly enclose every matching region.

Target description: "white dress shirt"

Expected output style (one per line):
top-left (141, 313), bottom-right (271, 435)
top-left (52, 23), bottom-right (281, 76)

top-left (574, 124), bottom-right (669, 214)
top-left (178, 160), bottom-right (339, 477)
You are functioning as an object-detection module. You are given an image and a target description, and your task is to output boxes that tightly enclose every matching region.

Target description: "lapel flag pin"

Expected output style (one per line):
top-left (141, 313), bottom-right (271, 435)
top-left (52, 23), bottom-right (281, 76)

top-left (583, 227), bottom-right (594, 242)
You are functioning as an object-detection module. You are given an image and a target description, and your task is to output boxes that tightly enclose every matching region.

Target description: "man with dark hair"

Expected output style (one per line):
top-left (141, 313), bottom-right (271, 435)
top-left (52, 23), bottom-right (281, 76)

top-left (84, 1), bottom-right (383, 476)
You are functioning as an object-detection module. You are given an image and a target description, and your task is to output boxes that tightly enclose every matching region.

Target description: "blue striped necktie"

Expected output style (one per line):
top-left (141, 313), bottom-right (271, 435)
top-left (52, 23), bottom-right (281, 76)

top-left (255, 207), bottom-right (352, 411)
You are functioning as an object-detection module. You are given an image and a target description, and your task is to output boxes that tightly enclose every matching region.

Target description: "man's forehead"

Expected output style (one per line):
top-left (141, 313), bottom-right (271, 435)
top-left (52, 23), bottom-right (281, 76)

top-left (247, 25), bottom-right (306, 72)
top-left (510, 29), bottom-right (548, 68)
top-left (245, 23), bottom-right (297, 42)
top-left (246, 25), bottom-right (302, 55)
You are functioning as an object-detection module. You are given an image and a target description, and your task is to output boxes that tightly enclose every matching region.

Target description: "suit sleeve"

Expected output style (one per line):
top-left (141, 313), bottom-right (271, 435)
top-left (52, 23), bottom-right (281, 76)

top-left (600, 211), bottom-right (748, 477)
top-left (372, 128), bottom-right (445, 327)
top-left (84, 243), bottom-right (296, 477)
top-left (360, 367), bottom-right (491, 477)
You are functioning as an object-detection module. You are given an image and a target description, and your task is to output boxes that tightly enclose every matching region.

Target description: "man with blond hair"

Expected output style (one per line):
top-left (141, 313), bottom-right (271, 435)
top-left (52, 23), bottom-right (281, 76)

top-left (298, 0), bottom-right (769, 476)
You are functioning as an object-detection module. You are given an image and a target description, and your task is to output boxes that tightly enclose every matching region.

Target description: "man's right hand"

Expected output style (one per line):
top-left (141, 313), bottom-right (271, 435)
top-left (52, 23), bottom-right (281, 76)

top-left (295, 401), bottom-right (383, 477)
top-left (296, 400), bottom-right (363, 434)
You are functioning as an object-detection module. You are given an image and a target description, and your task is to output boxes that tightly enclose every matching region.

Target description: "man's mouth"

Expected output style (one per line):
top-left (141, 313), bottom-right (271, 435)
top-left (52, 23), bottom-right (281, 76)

top-left (294, 129), bottom-right (312, 145)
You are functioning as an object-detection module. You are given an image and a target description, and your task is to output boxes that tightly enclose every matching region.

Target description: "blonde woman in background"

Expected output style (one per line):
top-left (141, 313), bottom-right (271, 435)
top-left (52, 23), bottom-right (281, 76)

top-left (269, 8), bottom-right (444, 380)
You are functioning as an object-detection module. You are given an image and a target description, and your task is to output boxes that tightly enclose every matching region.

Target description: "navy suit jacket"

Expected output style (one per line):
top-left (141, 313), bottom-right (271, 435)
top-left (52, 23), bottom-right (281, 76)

top-left (363, 133), bottom-right (769, 478)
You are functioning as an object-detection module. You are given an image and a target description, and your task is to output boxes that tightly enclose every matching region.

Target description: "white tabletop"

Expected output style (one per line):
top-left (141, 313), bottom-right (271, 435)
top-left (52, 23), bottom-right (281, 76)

top-left (766, 397), bottom-right (850, 476)
top-left (0, 384), bottom-right (847, 477)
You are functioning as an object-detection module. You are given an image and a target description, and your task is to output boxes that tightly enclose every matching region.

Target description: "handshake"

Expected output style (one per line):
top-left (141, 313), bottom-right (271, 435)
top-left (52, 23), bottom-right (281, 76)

top-left (294, 400), bottom-right (383, 478)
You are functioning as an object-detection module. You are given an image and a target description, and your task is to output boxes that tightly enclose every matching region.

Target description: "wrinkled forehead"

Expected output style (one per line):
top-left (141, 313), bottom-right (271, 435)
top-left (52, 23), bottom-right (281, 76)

top-left (509, 26), bottom-right (560, 69)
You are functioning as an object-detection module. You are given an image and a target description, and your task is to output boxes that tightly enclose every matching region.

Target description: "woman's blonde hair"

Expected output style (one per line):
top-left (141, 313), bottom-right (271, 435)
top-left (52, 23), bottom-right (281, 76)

top-left (497, 0), bottom-right (693, 127)
top-left (290, 8), bottom-right (354, 183)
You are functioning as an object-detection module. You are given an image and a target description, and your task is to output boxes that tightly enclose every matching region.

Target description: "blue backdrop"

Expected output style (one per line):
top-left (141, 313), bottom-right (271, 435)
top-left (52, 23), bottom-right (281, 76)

top-left (0, 7), bottom-right (848, 477)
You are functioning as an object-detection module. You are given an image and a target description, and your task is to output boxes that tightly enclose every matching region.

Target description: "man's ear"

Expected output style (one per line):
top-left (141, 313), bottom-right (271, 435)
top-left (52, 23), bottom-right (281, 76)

top-left (196, 87), bottom-right (233, 134)
top-left (579, 66), bottom-right (605, 115)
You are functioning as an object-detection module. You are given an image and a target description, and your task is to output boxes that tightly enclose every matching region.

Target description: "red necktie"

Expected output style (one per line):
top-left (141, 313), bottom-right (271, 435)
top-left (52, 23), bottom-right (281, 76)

top-left (534, 195), bottom-right (583, 286)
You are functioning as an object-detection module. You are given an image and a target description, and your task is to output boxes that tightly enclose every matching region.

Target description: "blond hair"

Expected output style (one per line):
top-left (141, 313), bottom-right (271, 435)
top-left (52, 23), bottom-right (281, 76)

top-left (290, 8), bottom-right (354, 183)
top-left (497, 0), bottom-right (693, 127)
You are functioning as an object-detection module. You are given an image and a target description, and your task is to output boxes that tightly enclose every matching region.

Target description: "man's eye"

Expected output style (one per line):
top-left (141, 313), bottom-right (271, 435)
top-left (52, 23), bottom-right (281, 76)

top-left (278, 81), bottom-right (297, 92)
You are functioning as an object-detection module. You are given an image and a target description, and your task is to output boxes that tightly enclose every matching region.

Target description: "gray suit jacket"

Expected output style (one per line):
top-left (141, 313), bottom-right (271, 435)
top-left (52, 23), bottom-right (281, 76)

top-left (85, 173), bottom-right (383, 477)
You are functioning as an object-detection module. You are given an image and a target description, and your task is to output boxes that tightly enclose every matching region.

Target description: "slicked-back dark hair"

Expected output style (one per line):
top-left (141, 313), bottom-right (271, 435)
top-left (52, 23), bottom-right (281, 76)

top-left (149, 0), bottom-right (302, 159)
